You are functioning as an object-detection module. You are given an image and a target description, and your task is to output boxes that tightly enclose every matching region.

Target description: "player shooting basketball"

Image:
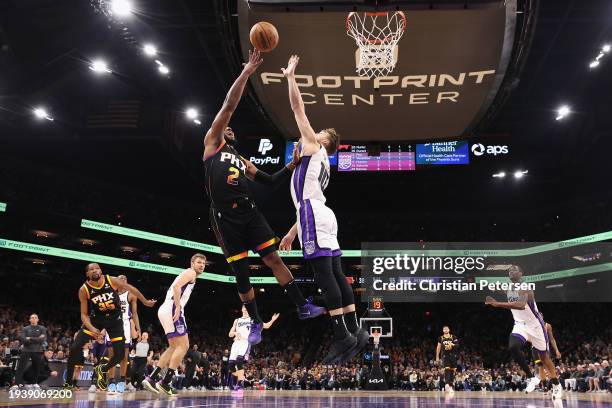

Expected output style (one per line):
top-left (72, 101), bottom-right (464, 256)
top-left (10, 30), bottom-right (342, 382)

top-left (279, 55), bottom-right (369, 364)
top-left (203, 49), bottom-right (325, 347)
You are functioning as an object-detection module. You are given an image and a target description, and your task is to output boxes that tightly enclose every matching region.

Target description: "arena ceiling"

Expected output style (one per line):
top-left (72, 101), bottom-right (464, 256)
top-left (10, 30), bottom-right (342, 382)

top-left (1, 0), bottom-right (612, 213)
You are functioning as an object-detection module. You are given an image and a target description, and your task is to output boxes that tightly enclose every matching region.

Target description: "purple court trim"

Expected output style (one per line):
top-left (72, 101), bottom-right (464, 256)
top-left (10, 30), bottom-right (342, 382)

top-left (511, 333), bottom-right (527, 344)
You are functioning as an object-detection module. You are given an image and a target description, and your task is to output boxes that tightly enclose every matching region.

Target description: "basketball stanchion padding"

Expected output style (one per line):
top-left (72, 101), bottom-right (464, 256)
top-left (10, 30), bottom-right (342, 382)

top-left (365, 331), bottom-right (388, 391)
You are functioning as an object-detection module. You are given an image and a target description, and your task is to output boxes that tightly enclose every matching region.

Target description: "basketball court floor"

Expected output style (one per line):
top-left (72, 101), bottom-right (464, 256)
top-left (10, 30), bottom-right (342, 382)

top-left (2, 390), bottom-right (611, 408)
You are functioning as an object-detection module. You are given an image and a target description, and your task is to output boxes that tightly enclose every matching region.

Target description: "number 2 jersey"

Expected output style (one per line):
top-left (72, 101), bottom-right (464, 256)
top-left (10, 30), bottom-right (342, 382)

top-left (204, 141), bottom-right (250, 209)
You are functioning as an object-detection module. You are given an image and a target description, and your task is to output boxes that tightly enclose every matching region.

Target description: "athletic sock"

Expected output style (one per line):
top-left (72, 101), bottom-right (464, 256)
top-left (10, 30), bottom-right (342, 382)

top-left (283, 279), bottom-right (307, 306)
top-left (330, 314), bottom-right (350, 340)
top-left (150, 366), bottom-right (162, 381)
top-left (343, 311), bottom-right (359, 334)
top-left (120, 376), bottom-right (126, 382)
top-left (551, 378), bottom-right (559, 385)
top-left (243, 298), bottom-right (263, 323)
top-left (162, 368), bottom-right (175, 385)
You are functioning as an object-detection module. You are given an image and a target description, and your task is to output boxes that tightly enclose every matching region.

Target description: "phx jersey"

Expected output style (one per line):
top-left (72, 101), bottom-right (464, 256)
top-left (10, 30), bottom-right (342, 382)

top-left (204, 140), bottom-right (279, 263)
top-left (83, 275), bottom-right (120, 319)
top-left (81, 274), bottom-right (124, 342)
top-left (204, 141), bottom-right (250, 209)
top-left (439, 334), bottom-right (459, 368)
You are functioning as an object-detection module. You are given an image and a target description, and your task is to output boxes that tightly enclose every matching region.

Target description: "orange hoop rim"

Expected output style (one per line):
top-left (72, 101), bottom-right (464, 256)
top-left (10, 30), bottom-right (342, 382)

top-left (346, 11), bottom-right (407, 45)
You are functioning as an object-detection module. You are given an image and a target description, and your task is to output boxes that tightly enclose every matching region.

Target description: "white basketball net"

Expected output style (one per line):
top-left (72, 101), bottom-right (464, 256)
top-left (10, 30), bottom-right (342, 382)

top-left (346, 11), bottom-right (406, 78)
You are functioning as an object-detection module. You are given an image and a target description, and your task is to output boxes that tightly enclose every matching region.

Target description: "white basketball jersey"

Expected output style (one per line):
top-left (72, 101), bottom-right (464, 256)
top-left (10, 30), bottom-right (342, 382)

top-left (119, 291), bottom-right (131, 321)
top-left (290, 145), bottom-right (330, 208)
top-left (235, 317), bottom-right (251, 341)
top-left (163, 272), bottom-right (195, 309)
top-left (506, 290), bottom-right (541, 325)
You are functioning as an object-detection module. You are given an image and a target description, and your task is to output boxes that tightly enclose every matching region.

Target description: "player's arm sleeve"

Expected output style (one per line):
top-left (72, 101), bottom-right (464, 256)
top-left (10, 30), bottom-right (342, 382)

top-left (253, 166), bottom-right (293, 186)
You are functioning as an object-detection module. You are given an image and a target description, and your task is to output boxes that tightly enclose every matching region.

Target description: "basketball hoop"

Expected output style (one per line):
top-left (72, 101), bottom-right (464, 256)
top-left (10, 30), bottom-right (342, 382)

top-left (372, 331), bottom-right (381, 346)
top-left (346, 11), bottom-right (407, 78)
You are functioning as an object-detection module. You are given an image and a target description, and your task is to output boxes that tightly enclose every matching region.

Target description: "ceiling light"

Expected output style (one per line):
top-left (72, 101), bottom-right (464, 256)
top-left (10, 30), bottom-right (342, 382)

top-left (33, 107), bottom-right (54, 121)
top-left (90, 59), bottom-right (112, 74)
top-left (514, 170), bottom-right (528, 179)
top-left (111, 0), bottom-right (132, 16)
top-left (186, 108), bottom-right (198, 120)
top-left (555, 105), bottom-right (570, 120)
top-left (143, 44), bottom-right (157, 57)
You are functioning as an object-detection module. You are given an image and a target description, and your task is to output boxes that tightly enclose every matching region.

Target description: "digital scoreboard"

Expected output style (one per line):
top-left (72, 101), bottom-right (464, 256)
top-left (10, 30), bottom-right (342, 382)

top-left (337, 144), bottom-right (416, 172)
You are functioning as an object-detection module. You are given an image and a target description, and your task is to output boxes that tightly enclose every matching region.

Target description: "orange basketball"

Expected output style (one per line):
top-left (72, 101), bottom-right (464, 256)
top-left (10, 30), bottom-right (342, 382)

top-left (250, 22), bottom-right (279, 52)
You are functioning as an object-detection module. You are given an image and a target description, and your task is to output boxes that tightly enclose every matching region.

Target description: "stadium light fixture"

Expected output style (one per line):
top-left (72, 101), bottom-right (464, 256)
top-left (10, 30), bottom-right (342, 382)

top-left (33, 107), bottom-right (54, 121)
top-left (555, 105), bottom-right (570, 120)
top-left (603, 44), bottom-right (611, 53)
top-left (143, 44), bottom-right (157, 57)
top-left (111, 0), bottom-right (132, 16)
top-left (89, 59), bottom-right (112, 74)
top-left (492, 171), bottom-right (506, 178)
top-left (186, 108), bottom-right (198, 120)
top-left (589, 60), bottom-right (600, 69)
top-left (514, 170), bottom-right (528, 179)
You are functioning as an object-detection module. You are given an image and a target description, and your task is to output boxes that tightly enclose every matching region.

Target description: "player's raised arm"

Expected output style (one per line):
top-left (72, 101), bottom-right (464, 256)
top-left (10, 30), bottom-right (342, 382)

top-left (263, 313), bottom-right (280, 330)
top-left (110, 276), bottom-right (157, 307)
top-left (435, 340), bottom-right (442, 362)
top-left (203, 49), bottom-right (263, 160)
top-left (485, 290), bottom-right (529, 310)
top-left (282, 55), bottom-right (318, 149)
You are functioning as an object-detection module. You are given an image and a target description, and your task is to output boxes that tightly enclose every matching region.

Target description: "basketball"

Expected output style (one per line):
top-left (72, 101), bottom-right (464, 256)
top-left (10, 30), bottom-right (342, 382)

top-left (249, 21), bottom-right (279, 52)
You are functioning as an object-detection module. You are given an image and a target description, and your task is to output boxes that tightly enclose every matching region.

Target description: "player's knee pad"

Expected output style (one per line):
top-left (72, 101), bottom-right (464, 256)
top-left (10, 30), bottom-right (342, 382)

top-left (235, 356), bottom-right (245, 371)
top-left (331, 256), bottom-right (355, 306)
top-left (231, 258), bottom-right (252, 294)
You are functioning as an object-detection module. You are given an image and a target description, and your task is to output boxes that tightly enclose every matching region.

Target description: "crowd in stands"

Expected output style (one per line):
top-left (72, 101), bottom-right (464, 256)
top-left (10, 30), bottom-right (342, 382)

top-left (1, 300), bottom-right (610, 392)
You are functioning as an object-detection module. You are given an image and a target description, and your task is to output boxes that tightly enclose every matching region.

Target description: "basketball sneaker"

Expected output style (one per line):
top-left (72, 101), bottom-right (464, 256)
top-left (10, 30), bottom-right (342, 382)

top-left (107, 382), bottom-right (117, 395)
top-left (88, 384), bottom-right (97, 393)
top-left (248, 322), bottom-right (263, 345)
top-left (552, 384), bottom-right (563, 400)
top-left (155, 381), bottom-right (176, 396)
top-left (338, 328), bottom-right (369, 364)
top-left (116, 381), bottom-right (125, 393)
top-left (298, 297), bottom-right (326, 320)
top-left (525, 376), bottom-right (540, 393)
top-left (93, 365), bottom-right (108, 391)
top-left (323, 334), bottom-right (358, 364)
top-left (142, 377), bottom-right (159, 394)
